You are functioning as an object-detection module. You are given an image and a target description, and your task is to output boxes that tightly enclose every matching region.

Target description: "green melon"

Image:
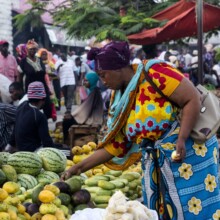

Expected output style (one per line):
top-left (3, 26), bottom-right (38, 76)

top-left (0, 169), bottom-right (6, 185)
top-left (0, 152), bottom-right (11, 165)
top-left (7, 152), bottom-right (42, 176)
top-left (36, 148), bottom-right (67, 173)
top-left (37, 170), bottom-right (60, 184)
top-left (17, 174), bottom-right (38, 190)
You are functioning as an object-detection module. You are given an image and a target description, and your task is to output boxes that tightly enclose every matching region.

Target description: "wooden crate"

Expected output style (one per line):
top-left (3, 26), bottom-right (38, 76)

top-left (68, 125), bottom-right (99, 147)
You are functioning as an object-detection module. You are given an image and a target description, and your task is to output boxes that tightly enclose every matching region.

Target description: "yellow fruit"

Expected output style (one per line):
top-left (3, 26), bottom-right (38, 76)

top-left (55, 209), bottom-right (66, 220)
top-left (87, 142), bottom-right (97, 150)
top-left (41, 214), bottom-right (57, 220)
top-left (0, 189), bottom-right (8, 202)
top-left (81, 145), bottom-right (92, 154)
top-left (3, 196), bottom-right (20, 206)
top-left (17, 204), bottom-right (26, 214)
top-left (101, 166), bottom-right (110, 174)
top-left (23, 212), bottom-right (31, 220)
top-left (66, 160), bottom-right (74, 166)
top-left (55, 129), bottom-right (61, 134)
top-left (84, 170), bottom-right (93, 177)
top-left (0, 204), bottom-right (8, 212)
top-left (0, 212), bottom-right (10, 220)
top-left (65, 166), bottom-right (72, 171)
top-left (73, 155), bottom-right (82, 164)
top-left (171, 150), bottom-right (181, 161)
top-left (52, 198), bottom-right (62, 207)
top-left (8, 210), bottom-right (17, 220)
top-left (39, 203), bottom-right (57, 215)
top-left (2, 182), bottom-right (20, 194)
top-left (17, 195), bottom-right (26, 203)
top-left (44, 185), bottom-right (60, 196)
top-left (71, 146), bottom-right (82, 155)
top-left (38, 190), bottom-right (56, 203)
top-left (30, 212), bottom-right (42, 220)
top-left (92, 168), bottom-right (102, 175)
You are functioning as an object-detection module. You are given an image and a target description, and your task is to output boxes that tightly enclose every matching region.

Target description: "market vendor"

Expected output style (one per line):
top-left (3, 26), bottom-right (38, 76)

top-left (61, 41), bottom-right (220, 220)
top-left (5, 81), bottom-right (54, 152)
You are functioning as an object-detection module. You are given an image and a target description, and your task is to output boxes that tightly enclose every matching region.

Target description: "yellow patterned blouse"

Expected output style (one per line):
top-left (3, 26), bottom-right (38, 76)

top-left (104, 62), bottom-right (184, 158)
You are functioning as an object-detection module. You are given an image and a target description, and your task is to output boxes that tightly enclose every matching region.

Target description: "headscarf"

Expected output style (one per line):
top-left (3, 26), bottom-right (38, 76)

top-left (0, 40), bottom-right (9, 46)
top-left (85, 72), bottom-right (99, 94)
top-left (16, 44), bottom-right (27, 60)
top-left (27, 81), bottom-right (46, 99)
top-left (37, 48), bottom-right (55, 63)
top-left (26, 39), bottom-right (38, 50)
top-left (87, 41), bottom-right (130, 71)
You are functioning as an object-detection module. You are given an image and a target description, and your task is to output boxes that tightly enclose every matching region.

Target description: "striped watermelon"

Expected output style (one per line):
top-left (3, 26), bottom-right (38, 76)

top-left (37, 148), bottom-right (67, 173)
top-left (7, 152), bottom-right (42, 176)
top-left (37, 170), bottom-right (60, 184)
top-left (0, 152), bottom-right (11, 165)
top-left (17, 174), bottom-right (38, 189)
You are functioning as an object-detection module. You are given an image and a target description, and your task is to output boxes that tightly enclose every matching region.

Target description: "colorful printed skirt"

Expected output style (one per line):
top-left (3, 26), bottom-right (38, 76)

top-left (141, 123), bottom-right (220, 220)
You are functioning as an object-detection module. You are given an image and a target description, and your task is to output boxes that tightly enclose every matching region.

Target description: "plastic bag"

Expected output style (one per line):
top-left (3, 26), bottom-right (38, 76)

top-left (0, 74), bottom-right (12, 103)
top-left (79, 86), bottom-right (88, 101)
top-left (70, 208), bottom-right (106, 220)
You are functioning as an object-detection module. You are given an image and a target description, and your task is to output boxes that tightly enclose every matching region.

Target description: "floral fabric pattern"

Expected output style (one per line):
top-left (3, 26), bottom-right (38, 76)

top-left (102, 61), bottom-right (220, 219)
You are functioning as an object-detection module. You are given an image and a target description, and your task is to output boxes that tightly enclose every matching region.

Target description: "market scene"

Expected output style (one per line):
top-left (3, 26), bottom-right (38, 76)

top-left (0, 0), bottom-right (220, 219)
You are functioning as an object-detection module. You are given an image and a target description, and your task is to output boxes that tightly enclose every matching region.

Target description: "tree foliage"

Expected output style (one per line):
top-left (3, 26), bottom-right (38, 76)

top-left (14, 0), bottom-right (220, 42)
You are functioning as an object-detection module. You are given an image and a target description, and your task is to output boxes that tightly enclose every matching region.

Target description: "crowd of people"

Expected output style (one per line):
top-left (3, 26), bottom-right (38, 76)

top-left (0, 39), bottom-right (109, 152)
top-left (61, 41), bottom-right (220, 220)
top-left (0, 38), bottom-right (220, 219)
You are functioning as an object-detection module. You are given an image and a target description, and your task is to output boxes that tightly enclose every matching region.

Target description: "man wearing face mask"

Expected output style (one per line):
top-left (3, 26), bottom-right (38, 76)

top-left (0, 40), bottom-right (18, 82)
top-left (55, 53), bottom-right (76, 114)
top-left (5, 81), bottom-right (54, 152)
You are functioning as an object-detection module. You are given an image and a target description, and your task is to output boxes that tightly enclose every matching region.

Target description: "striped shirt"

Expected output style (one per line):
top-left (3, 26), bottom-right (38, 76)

top-left (0, 103), bottom-right (16, 150)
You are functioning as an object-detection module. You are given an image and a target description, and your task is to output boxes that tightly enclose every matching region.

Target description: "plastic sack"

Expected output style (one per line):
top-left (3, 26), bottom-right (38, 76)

top-left (0, 74), bottom-right (12, 103)
top-left (79, 86), bottom-right (88, 101)
top-left (70, 208), bottom-right (106, 220)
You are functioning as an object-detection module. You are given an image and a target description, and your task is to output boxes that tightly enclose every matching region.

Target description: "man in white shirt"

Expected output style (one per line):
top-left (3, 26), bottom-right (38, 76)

top-left (55, 54), bottom-right (76, 114)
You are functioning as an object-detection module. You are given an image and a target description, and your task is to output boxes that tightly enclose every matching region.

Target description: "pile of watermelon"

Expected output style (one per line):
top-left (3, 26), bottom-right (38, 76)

top-left (0, 148), bottom-right (95, 219)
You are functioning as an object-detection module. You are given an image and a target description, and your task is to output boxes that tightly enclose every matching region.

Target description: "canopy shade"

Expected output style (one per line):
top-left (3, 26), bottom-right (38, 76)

top-left (128, 0), bottom-right (220, 45)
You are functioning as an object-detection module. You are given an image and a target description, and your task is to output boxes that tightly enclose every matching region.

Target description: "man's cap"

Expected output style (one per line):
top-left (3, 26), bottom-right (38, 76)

top-left (27, 81), bottom-right (46, 99)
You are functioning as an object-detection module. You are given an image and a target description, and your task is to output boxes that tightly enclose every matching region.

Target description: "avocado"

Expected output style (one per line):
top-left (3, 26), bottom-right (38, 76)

top-left (72, 189), bottom-right (91, 205)
top-left (57, 193), bottom-right (71, 206)
top-left (53, 181), bottom-right (71, 194)
top-left (27, 203), bottom-right (40, 216)
top-left (65, 177), bottom-right (82, 193)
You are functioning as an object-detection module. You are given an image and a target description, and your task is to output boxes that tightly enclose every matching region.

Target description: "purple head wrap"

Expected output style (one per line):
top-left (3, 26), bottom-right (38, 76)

top-left (87, 41), bottom-right (130, 71)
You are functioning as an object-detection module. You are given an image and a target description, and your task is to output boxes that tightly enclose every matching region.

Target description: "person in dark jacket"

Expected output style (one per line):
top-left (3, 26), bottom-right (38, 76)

top-left (17, 39), bottom-right (52, 119)
top-left (6, 81), bottom-right (54, 152)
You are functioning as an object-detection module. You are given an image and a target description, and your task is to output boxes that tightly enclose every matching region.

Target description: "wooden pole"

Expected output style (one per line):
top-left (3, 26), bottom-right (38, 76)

top-left (197, 0), bottom-right (203, 84)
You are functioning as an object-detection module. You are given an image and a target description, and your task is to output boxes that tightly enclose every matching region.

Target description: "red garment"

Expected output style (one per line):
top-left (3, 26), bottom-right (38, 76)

top-left (0, 54), bottom-right (18, 82)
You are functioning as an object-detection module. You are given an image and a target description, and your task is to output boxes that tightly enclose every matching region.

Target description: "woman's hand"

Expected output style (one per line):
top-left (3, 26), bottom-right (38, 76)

top-left (61, 165), bottom-right (81, 181)
top-left (172, 139), bottom-right (186, 162)
top-left (61, 148), bottom-right (114, 181)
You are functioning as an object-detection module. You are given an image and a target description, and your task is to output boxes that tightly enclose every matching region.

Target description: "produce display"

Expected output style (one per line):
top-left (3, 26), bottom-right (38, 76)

top-left (0, 141), bottom-right (146, 220)
top-left (49, 127), bottom-right (63, 144)
top-left (71, 142), bottom-right (142, 208)
top-left (0, 148), bottom-right (96, 220)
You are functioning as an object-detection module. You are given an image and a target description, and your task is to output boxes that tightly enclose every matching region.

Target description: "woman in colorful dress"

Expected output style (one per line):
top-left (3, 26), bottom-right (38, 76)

top-left (17, 40), bottom-right (52, 119)
top-left (62, 41), bottom-right (220, 220)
